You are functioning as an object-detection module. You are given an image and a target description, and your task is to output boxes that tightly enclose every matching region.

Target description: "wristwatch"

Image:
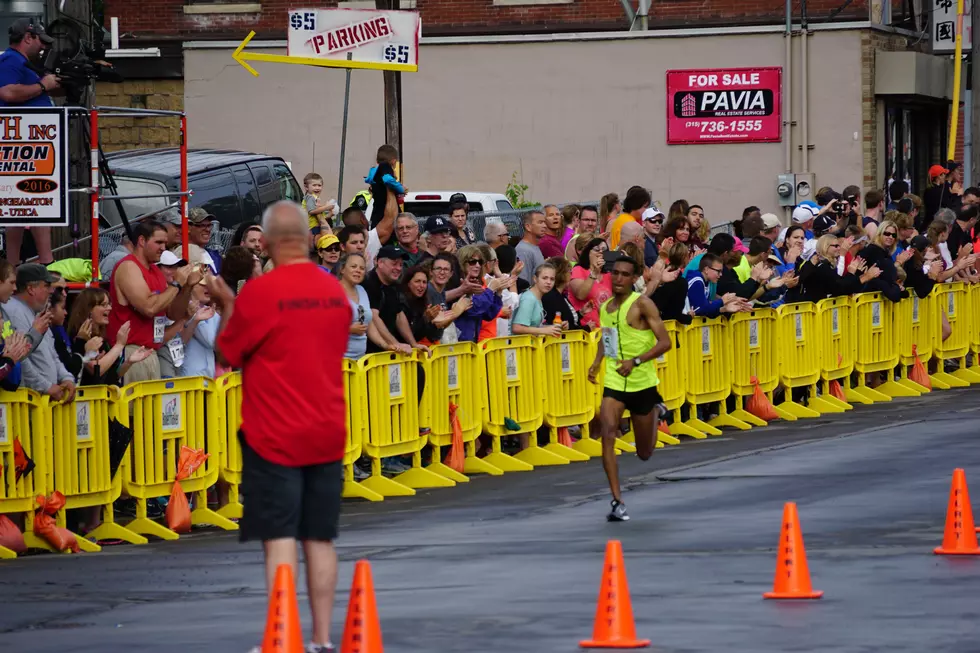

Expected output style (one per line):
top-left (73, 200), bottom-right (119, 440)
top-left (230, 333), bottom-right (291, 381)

top-left (37, 81), bottom-right (45, 95)
top-left (169, 281), bottom-right (182, 291)
top-left (632, 357), bottom-right (642, 366)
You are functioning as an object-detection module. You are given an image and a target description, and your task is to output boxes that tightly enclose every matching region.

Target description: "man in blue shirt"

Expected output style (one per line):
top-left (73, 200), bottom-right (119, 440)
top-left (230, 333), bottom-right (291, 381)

top-left (0, 18), bottom-right (61, 266)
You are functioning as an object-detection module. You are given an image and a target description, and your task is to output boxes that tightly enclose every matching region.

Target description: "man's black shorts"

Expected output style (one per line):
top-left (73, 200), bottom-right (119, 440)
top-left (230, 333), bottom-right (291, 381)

top-left (602, 386), bottom-right (664, 417)
top-left (239, 431), bottom-right (343, 543)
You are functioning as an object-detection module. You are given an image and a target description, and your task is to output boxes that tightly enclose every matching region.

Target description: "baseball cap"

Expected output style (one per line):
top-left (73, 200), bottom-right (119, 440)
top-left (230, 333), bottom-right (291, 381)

top-left (188, 207), bottom-right (215, 225)
top-left (792, 202), bottom-right (819, 224)
top-left (16, 263), bottom-right (55, 286)
top-left (158, 251), bottom-right (188, 267)
top-left (424, 216), bottom-right (452, 234)
top-left (813, 214), bottom-right (837, 235)
top-left (733, 237), bottom-right (749, 254)
top-left (9, 18), bottom-right (53, 45)
top-left (316, 234), bottom-right (340, 250)
top-left (642, 208), bottom-right (665, 222)
top-left (761, 213), bottom-right (782, 230)
top-left (910, 235), bottom-right (931, 251)
top-left (376, 245), bottom-right (409, 261)
top-left (929, 164), bottom-right (950, 179)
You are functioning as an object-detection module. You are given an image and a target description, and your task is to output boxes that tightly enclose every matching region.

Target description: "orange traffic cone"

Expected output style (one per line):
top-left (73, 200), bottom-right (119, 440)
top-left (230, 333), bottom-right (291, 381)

top-left (341, 560), bottom-right (384, 653)
top-left (657, 421), bottom-right (670, 435)
top-left (763, 502), bottom-right (823, 599)
top-left (261, 564), bottom-right (304, 653)
top-left (580, 540), bottom-right (650, 649)
top-left (935, 468), bottom-right (980, 555)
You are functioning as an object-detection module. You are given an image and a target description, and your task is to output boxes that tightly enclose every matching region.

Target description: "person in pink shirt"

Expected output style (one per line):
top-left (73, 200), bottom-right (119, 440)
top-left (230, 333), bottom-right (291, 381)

top-left (539, 204), bottom-right (566, 258)
top-left (567, 237), bottom-right (613, 330)
top-left (560, 204), bottom-right (580, 250)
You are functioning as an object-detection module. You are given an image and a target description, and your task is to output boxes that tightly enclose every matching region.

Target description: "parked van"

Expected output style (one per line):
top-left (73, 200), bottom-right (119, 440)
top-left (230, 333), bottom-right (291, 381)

top-left (101, 148), bottom-right (303, 230)
top-left (402, 191), bottom-right (514, 218)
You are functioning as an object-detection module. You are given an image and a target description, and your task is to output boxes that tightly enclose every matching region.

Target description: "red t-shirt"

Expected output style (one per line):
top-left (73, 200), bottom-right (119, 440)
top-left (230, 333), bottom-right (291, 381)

top-left (217, 262), bottom-right (352, 466)
top-left (108, 254), bottom-right (168, 349)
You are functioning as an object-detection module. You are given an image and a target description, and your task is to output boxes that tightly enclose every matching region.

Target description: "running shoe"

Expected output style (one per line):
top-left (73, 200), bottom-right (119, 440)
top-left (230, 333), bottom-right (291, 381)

top-left (306, 644), bottom-right (336, 653)
top-left (607, 500), bottom-right (629, 522)
top-left (353, 460), bottom-right (371, 481)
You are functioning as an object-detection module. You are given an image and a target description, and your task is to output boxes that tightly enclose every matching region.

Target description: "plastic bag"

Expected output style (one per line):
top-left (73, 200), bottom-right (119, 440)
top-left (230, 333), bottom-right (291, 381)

top-left (13, 437), bottom-right (34, 481)
top-left (746, 376), bottom-right (778, 423)
top-left (443, 403), bottom-right (465, 474)
top-left (165, 446), bottom-right (209, 534)
top-left (34, 492), bottom-right (79, 553)
top-left (0, 515), bottom-right (26, 554)
top-left (909, 344), bottom-right (932, 391)
top-left (829, 380), bottom-right (847, 403)
top-left (557, 426), bottom-right (573, 448)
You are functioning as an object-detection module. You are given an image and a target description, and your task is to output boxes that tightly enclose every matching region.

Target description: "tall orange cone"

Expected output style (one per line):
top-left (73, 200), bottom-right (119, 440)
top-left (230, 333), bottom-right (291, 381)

top-left (341, 560), bottom-right (384, 653)
top-left (935, 468), bottom-right (980, 555)
top-left (580, 540), bottom-right (650, 649)
top-left (261, 564), bottom-right (304, 653)
top-left (763, 502), bottom-right (823, 599)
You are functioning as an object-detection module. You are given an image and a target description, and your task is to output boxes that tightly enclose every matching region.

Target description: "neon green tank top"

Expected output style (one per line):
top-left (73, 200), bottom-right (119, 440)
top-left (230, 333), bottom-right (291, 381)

top-left (598, 292), bottom-right (660, 392)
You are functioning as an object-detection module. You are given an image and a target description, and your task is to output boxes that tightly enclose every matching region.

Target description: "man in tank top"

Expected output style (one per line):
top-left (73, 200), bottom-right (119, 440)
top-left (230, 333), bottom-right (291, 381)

top-left (588, 253), bottom-right (671, 522)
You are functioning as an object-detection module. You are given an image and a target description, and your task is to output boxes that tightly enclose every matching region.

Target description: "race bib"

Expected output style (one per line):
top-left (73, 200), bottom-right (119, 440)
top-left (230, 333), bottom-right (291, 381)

top-left (601, 327), bottom-right (619, 358)
top-left (167, 338), bottom-right (184, 368)
top-left (153, 316), bottom-right (166, 344)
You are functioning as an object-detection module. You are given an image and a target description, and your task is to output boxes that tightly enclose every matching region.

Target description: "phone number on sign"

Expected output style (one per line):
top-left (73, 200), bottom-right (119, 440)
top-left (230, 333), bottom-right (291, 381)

top-left (685, 120), bottom-right (765, 133)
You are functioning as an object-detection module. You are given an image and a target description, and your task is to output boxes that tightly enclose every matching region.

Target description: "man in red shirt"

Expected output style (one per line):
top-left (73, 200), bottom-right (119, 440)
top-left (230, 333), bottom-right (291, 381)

top-left (210, 200), bottom-right (351, 653)
top-left (109, 221), bottom-right (200, 383)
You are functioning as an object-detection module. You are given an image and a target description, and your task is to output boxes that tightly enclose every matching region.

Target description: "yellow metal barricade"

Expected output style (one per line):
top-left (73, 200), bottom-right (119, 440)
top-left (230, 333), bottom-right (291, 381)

top-left (851, 292), bottom-right (907, 400)
top-left (538, 331), bottom-right (592, 462)
top-left (931, 282), bottom-right (980, 386)
top-left (815, 296), bottom-right (864, 407)
top-left (120, 376), bottom-right (235, 540)
top-left (774, 303), bottom-right (824, 418)
top-left (340, 358), bottom-right (382, 501)
top-left (968, 283), bottom-right (980, 379)
top-left (728, 308), bottom-right (780, 425)
top-left (649, 320), bottom-right (689, 443)
top-left (423, 342), bottom-right (501, 481)
top-left (480, 335), bottom-right (543, 471)
top-left (214, 372), bottom-right (247, 516)
top-left (359, 350), bottom-right (445, 496)
top-left (893, 292), bottom-right (932, 394)
top-left (50, 386), bottom-right (143, 550)
top-left (0, 389), bottom-right (51, 558)
top-left (680, 317), bottom-right (738, 434)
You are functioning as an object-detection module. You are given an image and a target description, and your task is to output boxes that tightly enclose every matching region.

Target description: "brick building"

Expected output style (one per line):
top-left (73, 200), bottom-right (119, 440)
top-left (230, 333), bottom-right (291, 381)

top-left (87, 0), bottom-right (958, 222)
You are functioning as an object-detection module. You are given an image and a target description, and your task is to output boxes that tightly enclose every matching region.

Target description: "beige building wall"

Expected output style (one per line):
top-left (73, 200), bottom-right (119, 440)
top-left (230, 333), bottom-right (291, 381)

top-left (184, 29), bottom-right (864, 224)
top-left (95, 80), bottom-right (185, 151)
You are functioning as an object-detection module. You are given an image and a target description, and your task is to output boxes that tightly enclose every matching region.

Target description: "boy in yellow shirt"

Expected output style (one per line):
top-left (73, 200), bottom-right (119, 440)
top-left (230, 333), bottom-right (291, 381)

top-left (303, 172), bottom-right (337, 236)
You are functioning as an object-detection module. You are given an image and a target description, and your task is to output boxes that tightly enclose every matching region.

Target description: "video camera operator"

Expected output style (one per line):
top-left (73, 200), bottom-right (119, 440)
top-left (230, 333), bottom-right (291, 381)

top-left (0, 18), bottom-right (62, 266)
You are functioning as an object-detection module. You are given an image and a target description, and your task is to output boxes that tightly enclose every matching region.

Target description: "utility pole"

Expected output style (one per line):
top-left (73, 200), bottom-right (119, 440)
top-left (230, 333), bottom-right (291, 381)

top-left (972, 0), bottom-right (980, 184)
top-left (377, 0), bottom-right (403, 171)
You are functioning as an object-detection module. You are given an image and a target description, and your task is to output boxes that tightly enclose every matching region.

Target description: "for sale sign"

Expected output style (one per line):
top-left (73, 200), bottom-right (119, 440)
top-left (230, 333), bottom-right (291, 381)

top-left (287, 8), bottom-right (421, 72)
top-left (0, 108), bottom-right (68, 226)
top-left (666, 68), bottom-right (782, 145)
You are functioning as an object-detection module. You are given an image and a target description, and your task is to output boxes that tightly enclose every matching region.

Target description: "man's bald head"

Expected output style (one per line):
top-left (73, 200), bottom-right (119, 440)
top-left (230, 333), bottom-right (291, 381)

top-left (619, 220), bottom-right (643, 246)
top-left (262, 201), bottom-right (310, 264)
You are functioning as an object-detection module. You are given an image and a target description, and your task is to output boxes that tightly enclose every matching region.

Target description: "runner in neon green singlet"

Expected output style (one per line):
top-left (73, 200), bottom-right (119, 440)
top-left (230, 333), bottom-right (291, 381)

top-left (588, 254), bottom-right (671, 522)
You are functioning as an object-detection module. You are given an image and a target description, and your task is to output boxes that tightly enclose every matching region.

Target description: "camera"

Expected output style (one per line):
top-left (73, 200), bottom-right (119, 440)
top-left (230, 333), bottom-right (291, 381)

top-left (41, 18), bottom-right (122, 105)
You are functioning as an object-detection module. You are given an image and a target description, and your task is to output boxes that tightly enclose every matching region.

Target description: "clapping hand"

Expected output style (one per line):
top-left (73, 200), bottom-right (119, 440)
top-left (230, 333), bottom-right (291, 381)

top-left (3, 332), bottom-right (30, 363)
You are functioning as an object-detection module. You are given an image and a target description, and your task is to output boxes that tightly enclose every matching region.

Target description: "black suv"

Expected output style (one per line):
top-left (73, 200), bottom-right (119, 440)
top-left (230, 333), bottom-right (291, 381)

top-left (102, 148), bottom-right (303, 229)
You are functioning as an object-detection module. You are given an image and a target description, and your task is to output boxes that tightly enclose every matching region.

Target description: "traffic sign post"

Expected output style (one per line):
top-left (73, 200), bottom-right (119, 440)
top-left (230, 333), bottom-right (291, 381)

top-left (232, 8), bottom-right (420, 206)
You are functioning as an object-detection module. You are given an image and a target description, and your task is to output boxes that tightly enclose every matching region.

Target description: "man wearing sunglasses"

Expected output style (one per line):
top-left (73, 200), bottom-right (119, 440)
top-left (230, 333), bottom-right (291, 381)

top-left (641, 207), bottom-right (664, 266)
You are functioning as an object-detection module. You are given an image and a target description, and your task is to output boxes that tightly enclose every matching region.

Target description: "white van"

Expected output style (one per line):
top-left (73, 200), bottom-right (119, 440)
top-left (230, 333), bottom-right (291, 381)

top-left (402, 191), bottom-right (514, 218)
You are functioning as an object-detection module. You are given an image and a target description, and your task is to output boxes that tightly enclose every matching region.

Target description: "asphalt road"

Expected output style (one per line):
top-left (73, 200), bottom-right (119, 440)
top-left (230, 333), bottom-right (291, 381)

top-left (4, 387), bottom-right (980, 653)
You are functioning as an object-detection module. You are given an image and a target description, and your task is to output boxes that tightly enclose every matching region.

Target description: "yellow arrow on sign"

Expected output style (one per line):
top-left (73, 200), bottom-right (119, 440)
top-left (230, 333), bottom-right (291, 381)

top-left (232, 31), bottom-right (419, 77)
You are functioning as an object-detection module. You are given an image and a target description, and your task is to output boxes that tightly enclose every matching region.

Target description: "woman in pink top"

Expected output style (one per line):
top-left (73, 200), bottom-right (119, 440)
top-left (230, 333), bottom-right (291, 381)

top-left (560, 204), bottom-right (580, 250)
top-left (567, 237), bottom-right (612, 330)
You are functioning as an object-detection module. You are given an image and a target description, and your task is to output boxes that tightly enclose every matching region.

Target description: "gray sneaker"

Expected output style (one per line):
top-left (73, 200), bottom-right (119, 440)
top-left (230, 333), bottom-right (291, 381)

top-left (306, 643), bottom-right (336, 653)
top-left (607, 499), bottom-right (629, 522)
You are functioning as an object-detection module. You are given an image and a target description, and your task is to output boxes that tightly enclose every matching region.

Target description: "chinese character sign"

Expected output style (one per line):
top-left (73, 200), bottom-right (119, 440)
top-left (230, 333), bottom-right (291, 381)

top-left (0, 108), bottom-right (68, 227)
top-left (666, 68), bottom-right (782, 145)
top-left (287, 8), bottom-right (421, 71)
top-left (932, 0), bottom-right (973, 53)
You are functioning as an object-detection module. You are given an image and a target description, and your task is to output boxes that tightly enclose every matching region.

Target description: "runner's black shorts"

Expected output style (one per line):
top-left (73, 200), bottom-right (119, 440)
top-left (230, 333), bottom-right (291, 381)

top-left (239, 431), bottom-right (343, 543)
top-left (602, 386), bottom-right (664, 417)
